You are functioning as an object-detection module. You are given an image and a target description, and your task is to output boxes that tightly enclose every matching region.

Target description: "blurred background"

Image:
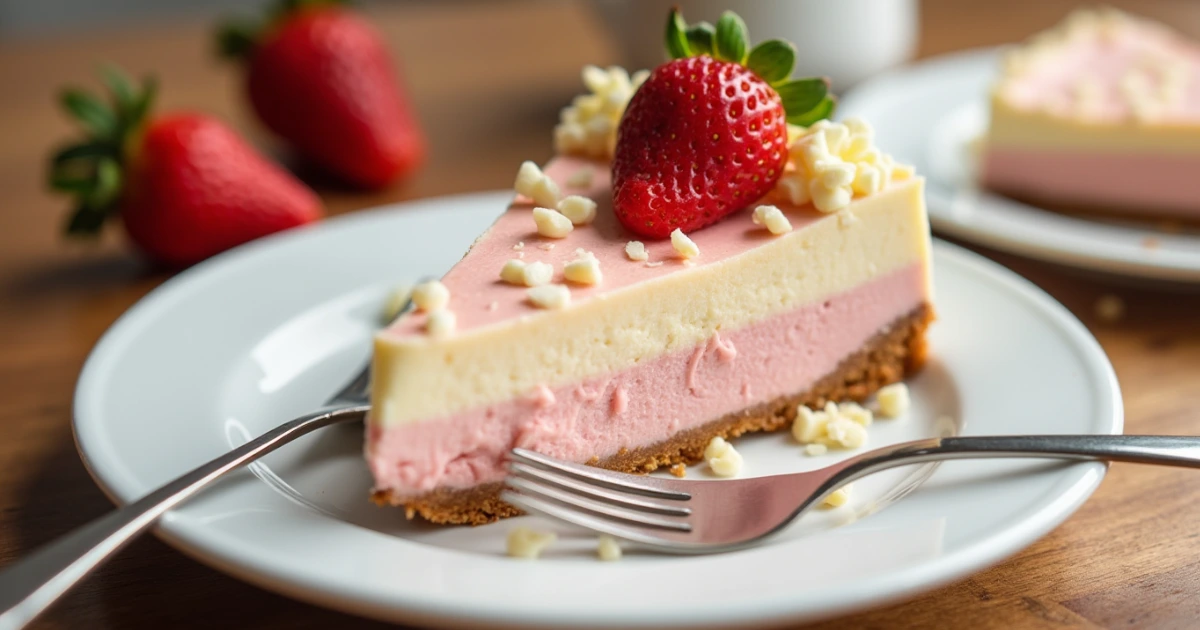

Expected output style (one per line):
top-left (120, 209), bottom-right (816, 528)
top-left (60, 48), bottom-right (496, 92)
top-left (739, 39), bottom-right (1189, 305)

top-left (2, 1), bottom-right (1200, 629)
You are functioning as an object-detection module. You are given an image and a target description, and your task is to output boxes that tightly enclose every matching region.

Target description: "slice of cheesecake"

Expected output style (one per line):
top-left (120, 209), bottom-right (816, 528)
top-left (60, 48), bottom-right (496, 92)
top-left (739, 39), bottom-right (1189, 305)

top-left (982, 8), bottom-right (1200, 220)
top-left (367, 113), bottom-right (935, 524)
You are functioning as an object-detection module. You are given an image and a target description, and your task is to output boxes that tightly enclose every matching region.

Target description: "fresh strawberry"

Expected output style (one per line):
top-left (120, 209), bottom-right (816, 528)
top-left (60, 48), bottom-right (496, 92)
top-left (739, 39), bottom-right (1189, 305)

top-left (218, 0), bottom-right (424, 189)
top-left (613, 9), bottom-right (835, 238)
top-left (48, 69), bottom-right (322, 267)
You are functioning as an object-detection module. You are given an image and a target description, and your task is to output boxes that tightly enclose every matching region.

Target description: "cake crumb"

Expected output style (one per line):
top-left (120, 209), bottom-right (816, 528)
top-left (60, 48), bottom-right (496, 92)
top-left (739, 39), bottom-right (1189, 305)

top-left (412, 280), bottom-right (449, 312)
top-left (1095, 294), bottom-right (1125, 323)
top-left (527, 284), bottom-right (571, 309)
top-left (751, 204), bottom-right (793, 235)
top-left (669, 463), bottom-right (687, 478)
top-left (822, 484), bottom-right (853, 508)
top-left (645, 261), bottom-right (664, 268)
top-left (563, 250), bottom-right (602, 285)
top-left (506, 527), bottom-right (557, 559)
top-left (514, 161), bottom-right (561, 208)
top-left (671, 229), bottom-right (700, 259)
top-left (876, 383), bottom-right (910, 418)
top-left (425, 309), bottom-right (456, 337)
top-left (837, 209), bottom-right (860, 229)
top-left (533, 206), bottom-right (574, 238)
top-left (625, 241), bottom-right (649, 261)
top-left (500, 259), bottom-right (528, 285)
top-left (513, 241), bottom-right (525, 251)
top-left (538, 243), bottom-right (556, 251)
top-left (558, 195), bottom-right (597, 225)
top-left (486, 301), bottom-right (499, 312)
top-left (566, 166), bottom-right (595, 188)
top-left (823, 417), bottom-right (868, 449)
top-left (839, 402), bottom-right (873, 426)
top-left (597, 535), bottom-right (622, 562)
top-left (804, 443), bottom-right (828, 457)
top-left (704, 436), bottom-right (742, 477)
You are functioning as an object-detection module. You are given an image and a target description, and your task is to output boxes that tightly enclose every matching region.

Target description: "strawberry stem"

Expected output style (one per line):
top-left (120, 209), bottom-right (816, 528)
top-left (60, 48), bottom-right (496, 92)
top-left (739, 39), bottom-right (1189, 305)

top-left (217, 0), bottom-right (349, 62)
top-left (49, 68), bottom-right (156, 237)
top-left (662, 8), bottom-right (836, 126)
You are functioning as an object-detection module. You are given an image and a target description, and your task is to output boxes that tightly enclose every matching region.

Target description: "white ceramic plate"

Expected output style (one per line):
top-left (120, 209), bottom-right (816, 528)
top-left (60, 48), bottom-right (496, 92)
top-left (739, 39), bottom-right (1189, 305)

top-left (840, 48), bottom-right (1200, 284)
top-left (74, 192), bottom-right (1121, 628)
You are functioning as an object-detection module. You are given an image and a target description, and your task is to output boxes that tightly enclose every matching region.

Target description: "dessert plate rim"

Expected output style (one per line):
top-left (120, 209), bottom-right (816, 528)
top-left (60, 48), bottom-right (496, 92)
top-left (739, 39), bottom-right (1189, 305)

top-left (72, 191), bottom-right (1122, 628)
top-left (840, 46), bottom-right (1200, 285)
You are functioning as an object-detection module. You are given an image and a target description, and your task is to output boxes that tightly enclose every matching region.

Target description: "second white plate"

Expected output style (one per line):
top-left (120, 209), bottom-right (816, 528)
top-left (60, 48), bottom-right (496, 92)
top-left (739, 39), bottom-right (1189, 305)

top-left (841, 47), bottom-right (1200, 284)
top-left (73, 192), bottom-right (1122, 628)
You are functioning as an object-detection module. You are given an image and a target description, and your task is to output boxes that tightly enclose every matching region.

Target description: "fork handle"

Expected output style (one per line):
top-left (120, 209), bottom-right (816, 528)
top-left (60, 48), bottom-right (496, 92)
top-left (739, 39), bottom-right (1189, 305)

top-left (840, 435), bottom-right (1200, 486)
top-left (0, 405), bottom-right (367, 630)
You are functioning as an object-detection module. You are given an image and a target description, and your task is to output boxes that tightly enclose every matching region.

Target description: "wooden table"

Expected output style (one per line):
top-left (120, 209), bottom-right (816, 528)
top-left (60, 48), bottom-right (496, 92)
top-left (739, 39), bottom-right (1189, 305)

top-left (2, 1), bottom-right (1198, 627)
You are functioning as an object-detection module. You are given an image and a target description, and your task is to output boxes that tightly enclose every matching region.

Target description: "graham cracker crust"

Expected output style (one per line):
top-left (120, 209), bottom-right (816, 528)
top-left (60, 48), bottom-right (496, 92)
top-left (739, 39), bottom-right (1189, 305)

top-left (373, 303), bottom-right (934, 526)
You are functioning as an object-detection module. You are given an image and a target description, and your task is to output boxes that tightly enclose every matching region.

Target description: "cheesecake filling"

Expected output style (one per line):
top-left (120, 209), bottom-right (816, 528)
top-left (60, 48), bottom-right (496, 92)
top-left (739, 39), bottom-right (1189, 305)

top-left (367, 262), bottom-right (928, 496)
top-left (983, 147), bottom-right (1200, 216)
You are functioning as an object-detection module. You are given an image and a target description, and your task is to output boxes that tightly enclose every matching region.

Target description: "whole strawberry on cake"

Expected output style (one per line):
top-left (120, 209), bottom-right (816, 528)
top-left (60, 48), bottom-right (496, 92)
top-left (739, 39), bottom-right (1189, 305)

top-left (367, 9), bottom-right (935, 524)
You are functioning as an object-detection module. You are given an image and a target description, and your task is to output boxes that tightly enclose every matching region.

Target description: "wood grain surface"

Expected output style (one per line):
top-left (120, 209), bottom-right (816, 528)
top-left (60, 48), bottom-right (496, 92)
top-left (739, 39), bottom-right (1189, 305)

top-left (1, 1), bottom-right (1198, 628)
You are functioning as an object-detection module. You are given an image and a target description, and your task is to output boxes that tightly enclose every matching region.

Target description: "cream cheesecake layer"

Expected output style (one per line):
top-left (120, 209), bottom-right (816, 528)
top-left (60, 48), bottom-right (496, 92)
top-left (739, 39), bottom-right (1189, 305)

top-left (369, 263), bottom-right (929, 494)
top-left (987, 96), bottom-right (1200, 153)
top-left (373, 170), bottom-right (931, 426)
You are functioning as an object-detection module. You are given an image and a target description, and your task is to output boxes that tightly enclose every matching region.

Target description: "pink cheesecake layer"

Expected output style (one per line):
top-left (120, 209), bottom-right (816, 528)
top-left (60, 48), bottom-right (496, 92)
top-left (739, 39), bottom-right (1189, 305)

top-left (983, 147), bottom-right (1200, 216)
top-left (386, 156), bottom-right (836, 338)
top-left (367, 262), bottom-right (927, 496)
top-left (1001, 21), bottom-right (1200, 122)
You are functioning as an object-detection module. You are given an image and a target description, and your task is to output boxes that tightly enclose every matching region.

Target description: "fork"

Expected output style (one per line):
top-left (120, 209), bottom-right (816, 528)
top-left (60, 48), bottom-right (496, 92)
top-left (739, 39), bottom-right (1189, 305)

top-left (502, 435), bottom-right (1200, 554)
top-left (0, 281), bottom-right (428, 630)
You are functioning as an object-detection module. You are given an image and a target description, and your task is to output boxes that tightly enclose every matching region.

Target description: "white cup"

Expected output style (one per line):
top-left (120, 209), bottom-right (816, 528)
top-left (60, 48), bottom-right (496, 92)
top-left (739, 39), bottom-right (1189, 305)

top-left (589, 0), bottom-right (918, 90)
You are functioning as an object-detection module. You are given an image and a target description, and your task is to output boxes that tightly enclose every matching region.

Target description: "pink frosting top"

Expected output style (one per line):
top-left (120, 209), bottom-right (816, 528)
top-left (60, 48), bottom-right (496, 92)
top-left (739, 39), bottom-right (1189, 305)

top-left (1002, 18), bottom-right (1200, 122)
top-left (385, 156), bottom-right (826, 338)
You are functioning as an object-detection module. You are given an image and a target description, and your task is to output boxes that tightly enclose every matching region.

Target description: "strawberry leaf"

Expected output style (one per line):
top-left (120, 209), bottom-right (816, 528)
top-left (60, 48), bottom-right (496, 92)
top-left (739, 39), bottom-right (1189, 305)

top-left (776, 78), bottom-right (828, 119)
top-left (747, 40), bottom-right (795, 84)
top-left (788, 95), bottom-right (837, 127)
top-left (101, 66), bottom-right (136, 113)
top-left (65, 203), bottom-right (108, 236)
top-left (685, 22), bottom-right (716, 57)
top-left (665, 8), bottom-right (691, 60)
top-left (714, 11), bottom-right (748, 64)
top-left (60, 89), bottom-right (116, 138)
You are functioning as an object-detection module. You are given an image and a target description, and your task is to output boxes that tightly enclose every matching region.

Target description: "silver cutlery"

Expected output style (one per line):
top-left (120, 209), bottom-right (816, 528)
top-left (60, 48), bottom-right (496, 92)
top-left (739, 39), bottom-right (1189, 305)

top-left (502, 435), bottom-right (1200, 553)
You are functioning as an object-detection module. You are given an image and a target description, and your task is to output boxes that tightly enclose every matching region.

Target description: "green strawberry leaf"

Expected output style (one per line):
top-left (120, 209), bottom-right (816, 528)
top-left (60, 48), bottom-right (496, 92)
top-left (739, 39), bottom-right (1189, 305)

top-left (126, 76), bottom-right (158, 127)
top-left (64, 203), bottom-right (108, 236)
top-left (51, 141), bottom-right (117, 167)
top-left (665, 8), bottom-right (691, 60)
top-left (87, 158), bottom-right (122, 209)
top-left (216, 18), bottom-right (260, 60)
top-left (747, 39), bottom-right (795, 84)
top-left (101, 66), bottom-right (136, 114)
top-left (776, 78), bottom-right (828, 118)
top-left (51, 66), bottom-right (155, 238)
top-left (788, 95), bottom-right (837, 127)
top-left (713, 11), bottom-right (748, 64)
top-left (685, 22), bottom-right (715, 57)
top-left (60, 89), bottom-right (116, 138)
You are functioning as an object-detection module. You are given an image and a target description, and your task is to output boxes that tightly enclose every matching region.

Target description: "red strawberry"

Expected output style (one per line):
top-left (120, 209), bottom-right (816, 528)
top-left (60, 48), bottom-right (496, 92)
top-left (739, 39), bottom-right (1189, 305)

top-left (49, 69), bottom-right (322, 267)
top-left (218, 0), bottom-right (424, 189)
top-left (613, 9), bottom-right (835, 238)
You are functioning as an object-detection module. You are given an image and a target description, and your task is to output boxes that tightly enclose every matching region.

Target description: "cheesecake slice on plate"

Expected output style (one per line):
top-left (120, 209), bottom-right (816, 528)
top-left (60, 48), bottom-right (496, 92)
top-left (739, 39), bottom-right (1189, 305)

top-left (982, 8), bottom-right (1200, 220)
top-left (367, 9), bottom-right (935, 524)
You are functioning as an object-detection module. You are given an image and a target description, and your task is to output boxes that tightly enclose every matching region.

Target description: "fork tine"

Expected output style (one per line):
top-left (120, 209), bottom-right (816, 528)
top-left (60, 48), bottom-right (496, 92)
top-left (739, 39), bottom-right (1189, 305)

top-left (504, 476), bottom-right (692, 532)
top-left (509, 462), bottom-right (691, 517)
top-left (500, 490), bottom-right (689, 547)
top-left (509, 448), bottom-right (691, 501)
